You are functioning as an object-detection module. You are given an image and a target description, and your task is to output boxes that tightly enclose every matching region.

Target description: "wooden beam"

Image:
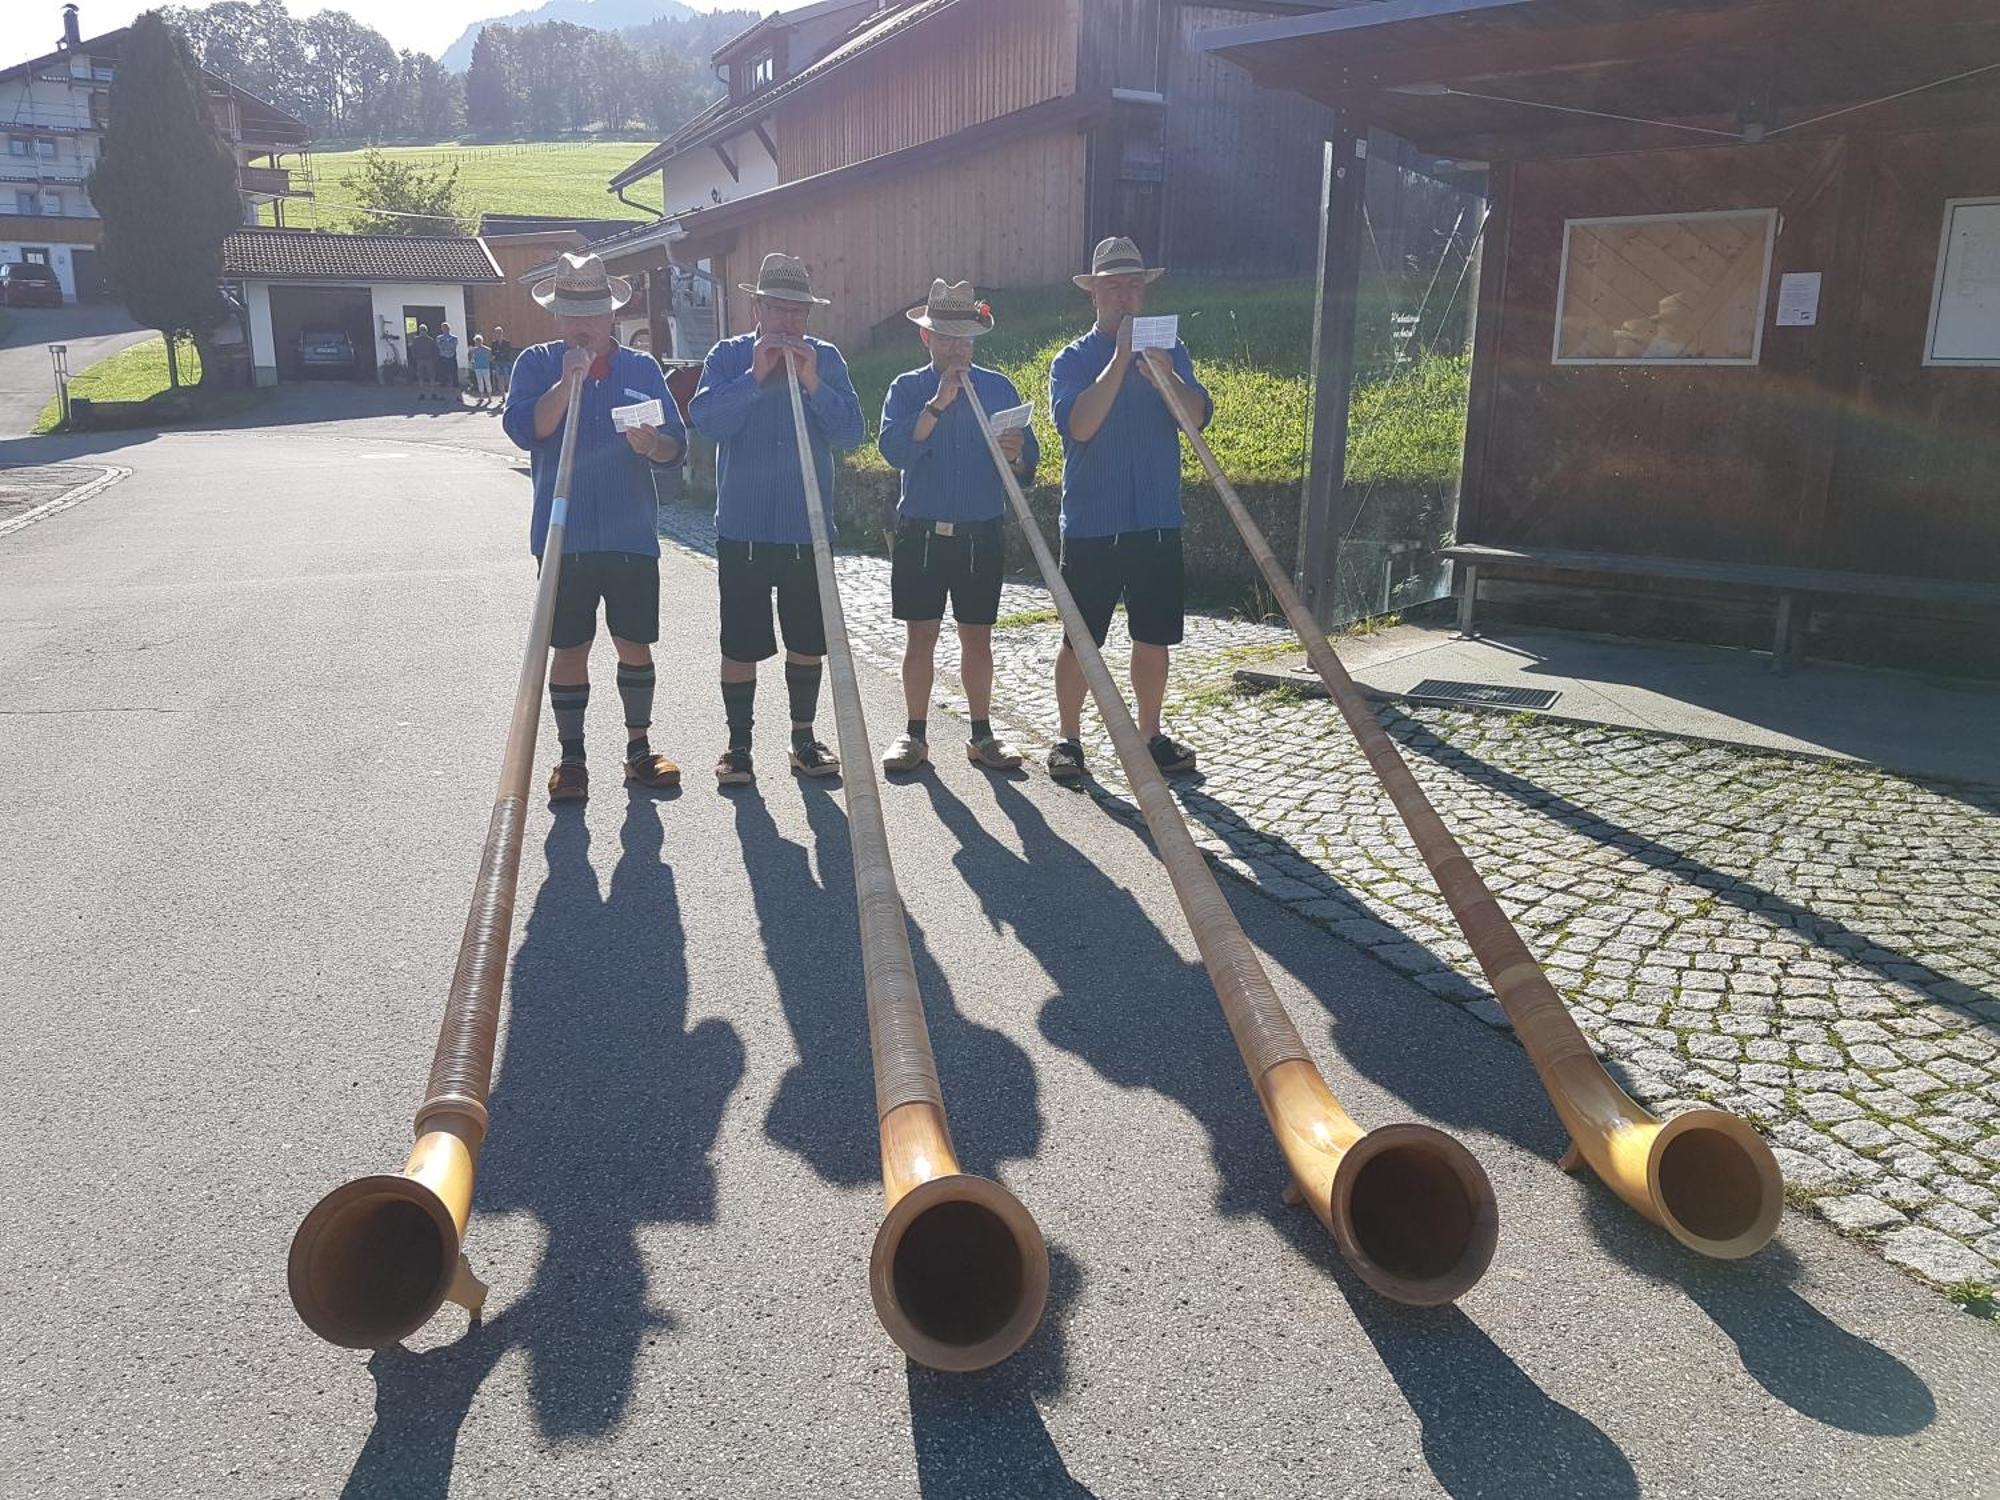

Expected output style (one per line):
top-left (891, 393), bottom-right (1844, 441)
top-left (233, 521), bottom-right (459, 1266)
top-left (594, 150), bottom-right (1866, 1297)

top-left (753, 121), bottom-right (779, 166)
top-left (1452, 160), bottom-right (1508, 552)
top-left (712, 141), bottom-right (739, 182)
top-left (1297, 119), bottom-right (1367, 627)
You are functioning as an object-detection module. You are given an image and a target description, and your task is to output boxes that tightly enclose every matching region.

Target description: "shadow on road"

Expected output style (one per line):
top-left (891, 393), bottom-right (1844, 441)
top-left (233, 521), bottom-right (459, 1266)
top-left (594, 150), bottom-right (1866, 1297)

top-left (1581, 1190), bottom-right (1937, 1436)
top-left (927, 773), bottom-right (1283, 1219)
top-left (340, 798), bottom-right (746, 1498)
top-left (737, 780), bottom-right (1046, 1187)
top-left (1173, 786), bottom-right (1938, 1442)
top-left (907, 1245), bottom-right (1096, 1499)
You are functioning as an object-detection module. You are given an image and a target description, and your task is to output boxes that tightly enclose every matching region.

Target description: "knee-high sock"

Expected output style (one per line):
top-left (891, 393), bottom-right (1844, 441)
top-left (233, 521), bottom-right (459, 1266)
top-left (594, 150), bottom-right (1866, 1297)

top-left (785, 659), bottom-right (822, 728)
top-left (550, 680), bottom-right (589, 764)
top-left (722, 679), bottom-right (755, 751)
top-left (616, 661), bottom-right (655, 735)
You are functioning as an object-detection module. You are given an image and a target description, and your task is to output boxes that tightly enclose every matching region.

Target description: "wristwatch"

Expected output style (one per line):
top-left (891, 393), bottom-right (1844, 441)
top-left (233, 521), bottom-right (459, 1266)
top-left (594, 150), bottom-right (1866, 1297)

top-left (924, 401), bottom-right (947, 417)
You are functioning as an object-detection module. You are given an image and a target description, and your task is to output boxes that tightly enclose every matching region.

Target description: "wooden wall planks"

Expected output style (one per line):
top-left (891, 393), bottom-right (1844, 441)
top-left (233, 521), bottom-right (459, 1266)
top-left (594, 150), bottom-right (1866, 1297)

top-left (779, 0), bottom-right (1079, 181)
top-left (724, 127), bottom-right (1089, 353)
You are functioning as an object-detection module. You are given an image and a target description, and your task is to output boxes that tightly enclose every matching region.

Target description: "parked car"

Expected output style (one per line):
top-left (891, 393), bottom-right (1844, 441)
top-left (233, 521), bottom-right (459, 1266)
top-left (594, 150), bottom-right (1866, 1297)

top-left (296, 325), bottom-right (356, 378)
top-left (0, 262), bottom-right (64, 307)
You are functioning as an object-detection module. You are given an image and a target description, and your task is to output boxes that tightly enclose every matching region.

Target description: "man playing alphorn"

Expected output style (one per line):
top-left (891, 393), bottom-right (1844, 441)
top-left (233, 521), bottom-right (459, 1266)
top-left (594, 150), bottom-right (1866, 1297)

top-left (503, 252), bottom-right (687, 802)
top-left (876, 280), bottom-right (1038, 774)
top-left (1044, 236), bottom-right (1212, 782)
top-left (690, 252), bottom-right (864, 786)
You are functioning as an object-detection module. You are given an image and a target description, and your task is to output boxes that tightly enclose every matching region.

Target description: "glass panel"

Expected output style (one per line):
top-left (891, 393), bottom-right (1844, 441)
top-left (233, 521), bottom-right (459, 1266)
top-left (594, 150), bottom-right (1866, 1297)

top-left (1556, 210), bottom-right (1773, 363)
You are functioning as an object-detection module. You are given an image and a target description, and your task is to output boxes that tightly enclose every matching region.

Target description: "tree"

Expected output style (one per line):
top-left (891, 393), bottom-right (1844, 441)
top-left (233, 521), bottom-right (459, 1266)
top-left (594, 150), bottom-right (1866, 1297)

top-left (88, 11), bottom-right (244, 391)
top-left (339, 149), bottom-right (468, 235)
top-left (465, 26), bottom-right (514, 138)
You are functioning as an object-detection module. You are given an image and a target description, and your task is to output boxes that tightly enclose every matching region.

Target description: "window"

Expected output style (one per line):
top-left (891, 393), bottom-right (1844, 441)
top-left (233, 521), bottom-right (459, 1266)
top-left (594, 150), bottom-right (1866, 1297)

top-left (7, 138), bottom-right (26, 157)
top-left (1553, 209), bottom-right (1778, 366)
top-left (35, 138), bottom-right (56, 159)
top-left (90, 59), bottom-right (116, 82)
top-left (1925, 197), bottom-right (2000, 367)
top-left (747, 52), bottom-right (774, 90)
top-left (41, 191), bottom-right (62, 216)
top-left (16, 190), bottom-right (41, 215)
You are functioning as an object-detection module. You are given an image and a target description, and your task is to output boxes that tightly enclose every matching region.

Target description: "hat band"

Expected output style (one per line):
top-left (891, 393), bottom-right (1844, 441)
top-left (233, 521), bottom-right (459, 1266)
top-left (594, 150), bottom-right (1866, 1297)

top-left (1093, 258), bottom-right (1145, 275)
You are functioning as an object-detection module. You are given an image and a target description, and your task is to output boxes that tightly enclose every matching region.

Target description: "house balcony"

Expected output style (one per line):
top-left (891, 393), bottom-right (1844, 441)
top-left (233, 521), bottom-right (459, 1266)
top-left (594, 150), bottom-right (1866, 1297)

top-left (240, 165), bottom-right (308, 197)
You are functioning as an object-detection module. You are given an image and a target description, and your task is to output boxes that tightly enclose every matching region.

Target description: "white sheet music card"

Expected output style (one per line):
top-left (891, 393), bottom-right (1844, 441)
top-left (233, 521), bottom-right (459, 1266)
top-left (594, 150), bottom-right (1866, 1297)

top-left (611, 398), bottom-right (665, 431)
top-left (988, 402), bottom-right (1033, 432)
top-left (1129, 315), bottom-right (1179, 350)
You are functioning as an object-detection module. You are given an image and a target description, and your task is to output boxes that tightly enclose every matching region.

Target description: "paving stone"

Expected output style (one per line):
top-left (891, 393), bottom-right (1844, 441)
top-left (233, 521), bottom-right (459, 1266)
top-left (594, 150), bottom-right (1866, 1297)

top-left (1875, 1177), bottom-right (1936, 1210)
top-left (1816, 1195), bottom-right (1907, 1232)
top-left (1800, 1092), bottom-right (1864, 1124)
top-left (1831, 1119), bottom-right (1898, 1153)
top-left (1880, 1225), bottom-right (1999, 1283)
top-left (1919, 1203), bottom-right (1994, 1239)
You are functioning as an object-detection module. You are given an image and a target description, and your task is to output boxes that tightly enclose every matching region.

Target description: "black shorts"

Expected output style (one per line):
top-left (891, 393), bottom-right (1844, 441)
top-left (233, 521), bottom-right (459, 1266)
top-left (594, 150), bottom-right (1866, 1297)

top-left (890, 519), bottom-right (1004, 627)
top-left (549, 550), bottom-right (660, 650)
top-left (1059, 527), bottom-right (1185, 648)
top-left (718, 539), bottom-right (826, 662)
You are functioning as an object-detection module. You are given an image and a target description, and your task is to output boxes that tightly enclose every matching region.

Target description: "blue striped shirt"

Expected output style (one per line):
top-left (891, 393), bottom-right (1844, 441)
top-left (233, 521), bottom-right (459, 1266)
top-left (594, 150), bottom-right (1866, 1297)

top-left (501, 341), bottom-right (685, 559)
top-left (878, 364), bottom-right (1040, 523)
top-left (1049, 329), bottom-right (1212, 539)
top-left (689, 332), bottom-right (864, 545)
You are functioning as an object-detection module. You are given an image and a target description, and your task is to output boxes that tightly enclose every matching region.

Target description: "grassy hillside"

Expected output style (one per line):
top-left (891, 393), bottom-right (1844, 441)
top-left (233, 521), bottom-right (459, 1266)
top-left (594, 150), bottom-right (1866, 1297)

top-left (842, 276), bottom-right (1468, 493)
top-left (284, 142), bottom-right (663, 229)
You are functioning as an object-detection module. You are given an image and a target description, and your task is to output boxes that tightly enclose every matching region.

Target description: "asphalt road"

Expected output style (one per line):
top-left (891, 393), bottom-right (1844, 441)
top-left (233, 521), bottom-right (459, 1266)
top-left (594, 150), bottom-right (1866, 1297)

top-left (1, 413), bottom-right (1995, 1500)
top-left (0, 304), bottom-right (147, 437)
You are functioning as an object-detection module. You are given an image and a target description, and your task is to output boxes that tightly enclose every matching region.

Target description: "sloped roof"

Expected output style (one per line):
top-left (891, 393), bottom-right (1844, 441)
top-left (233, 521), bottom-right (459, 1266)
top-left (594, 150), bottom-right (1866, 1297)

top-left (609, 0), bottom-right (964, 190)
top-left (0, 28), bottom-right (311, 145)
top-left (222, 229), bottom-right (503, 283)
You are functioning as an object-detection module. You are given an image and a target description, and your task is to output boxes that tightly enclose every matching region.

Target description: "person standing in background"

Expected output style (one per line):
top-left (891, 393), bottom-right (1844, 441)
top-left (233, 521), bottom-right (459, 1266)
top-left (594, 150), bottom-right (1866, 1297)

top-left (468, 334), bottom-right (494, 400)
top-left (408, 322), bottom-right (438, 401)
top-left (435, 322), bottom-right (461, 395)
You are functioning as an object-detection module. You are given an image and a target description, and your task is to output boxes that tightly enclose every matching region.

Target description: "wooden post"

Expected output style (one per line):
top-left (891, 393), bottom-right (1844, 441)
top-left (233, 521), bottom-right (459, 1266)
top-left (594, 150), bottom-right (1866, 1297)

top-left (1297, 117), bottom-right (1366, 628)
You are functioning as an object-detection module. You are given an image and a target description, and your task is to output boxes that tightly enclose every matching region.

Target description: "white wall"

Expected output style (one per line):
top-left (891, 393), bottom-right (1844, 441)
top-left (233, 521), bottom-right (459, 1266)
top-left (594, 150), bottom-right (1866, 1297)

top-left (369, 282), bottom-right (470, 381)
top-left (244, 280), bottom-right (276, 385)
top-left (659, 125), bottom-right (778, 221)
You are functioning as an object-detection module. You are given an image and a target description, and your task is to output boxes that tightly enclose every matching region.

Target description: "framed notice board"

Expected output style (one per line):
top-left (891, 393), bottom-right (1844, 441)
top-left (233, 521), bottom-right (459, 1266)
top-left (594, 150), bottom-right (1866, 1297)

top-left (1925, 197), bottom-right (2000, 367)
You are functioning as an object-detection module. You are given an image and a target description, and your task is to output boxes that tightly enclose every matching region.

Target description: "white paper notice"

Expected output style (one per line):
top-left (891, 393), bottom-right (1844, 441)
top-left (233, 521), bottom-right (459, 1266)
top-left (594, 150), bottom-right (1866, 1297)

top-left (1775, 272), bottom-right (1822, 327)
top-left (987, 402), bottom-right (1033, 432)
top-left (611, 398), bottom-right (665, 431)
top-left (1129, 315), bottom-right (1180, 350)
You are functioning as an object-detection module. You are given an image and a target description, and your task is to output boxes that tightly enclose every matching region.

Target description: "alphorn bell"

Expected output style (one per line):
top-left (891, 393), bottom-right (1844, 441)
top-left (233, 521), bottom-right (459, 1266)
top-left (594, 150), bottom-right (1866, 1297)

top-left (781, 355), bottom-right (1049, 1370)
top-left (1143, 349), bottom-right (1783, 1258)
top-left (288, 367), bottom-right (589, 1347)
top-left (963, 382), bottom-right (1496, 1305)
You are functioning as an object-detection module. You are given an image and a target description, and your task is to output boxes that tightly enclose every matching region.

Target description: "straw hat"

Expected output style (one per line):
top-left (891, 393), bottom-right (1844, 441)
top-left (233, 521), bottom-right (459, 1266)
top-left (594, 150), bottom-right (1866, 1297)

top-left (905, 279), bottom-right (994, 338)
top-left (738, 251), bottom-right (831, 306)
top-left (530, 251), bottom-right (632, 317)
top-left (1073, 235), bottom-right (1165, 290)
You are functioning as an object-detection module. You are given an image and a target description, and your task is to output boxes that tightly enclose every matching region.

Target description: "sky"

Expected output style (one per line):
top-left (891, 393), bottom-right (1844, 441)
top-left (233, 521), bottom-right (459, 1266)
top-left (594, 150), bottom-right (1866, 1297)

top-left (0, 0), bottom-right (784, 63)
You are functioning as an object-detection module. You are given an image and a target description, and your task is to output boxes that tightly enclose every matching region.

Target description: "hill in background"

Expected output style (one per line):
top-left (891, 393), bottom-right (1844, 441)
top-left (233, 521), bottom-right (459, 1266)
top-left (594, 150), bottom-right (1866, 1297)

top-left (442, 0), bottom-right (694, 71)
top-left (292, 141), bottom-right (663, 229)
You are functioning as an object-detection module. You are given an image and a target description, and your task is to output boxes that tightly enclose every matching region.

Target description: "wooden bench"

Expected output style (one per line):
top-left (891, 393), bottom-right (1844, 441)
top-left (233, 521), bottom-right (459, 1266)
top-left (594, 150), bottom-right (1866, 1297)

top-left (1442, 543), bottom-right (2000, 673)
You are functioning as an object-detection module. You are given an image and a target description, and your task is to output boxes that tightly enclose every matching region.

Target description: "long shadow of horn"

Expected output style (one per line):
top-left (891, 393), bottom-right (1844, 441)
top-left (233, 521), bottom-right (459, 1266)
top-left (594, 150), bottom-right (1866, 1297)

top-left (907, 1246), bottom-right (1096, 1499)
top-left (1579, 1188), bottom-right (1935, 1436)
top-left (1269, 1209), bottom-right (1640, 1500)
top-left (340, 801), bottom-right (744, 1493)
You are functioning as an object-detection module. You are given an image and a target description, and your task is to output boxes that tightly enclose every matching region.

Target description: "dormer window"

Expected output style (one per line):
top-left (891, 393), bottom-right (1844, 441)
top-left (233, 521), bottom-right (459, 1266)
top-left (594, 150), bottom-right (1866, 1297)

top-left (747, 52), bottom-right (775, 91)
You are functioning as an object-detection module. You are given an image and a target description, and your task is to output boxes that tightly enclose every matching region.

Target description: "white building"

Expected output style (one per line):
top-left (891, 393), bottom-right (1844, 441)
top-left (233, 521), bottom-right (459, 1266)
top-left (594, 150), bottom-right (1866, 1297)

top-left (0, 4), bottom-right (311, 303)
top-left (222, 228), bottom-right (504, 387)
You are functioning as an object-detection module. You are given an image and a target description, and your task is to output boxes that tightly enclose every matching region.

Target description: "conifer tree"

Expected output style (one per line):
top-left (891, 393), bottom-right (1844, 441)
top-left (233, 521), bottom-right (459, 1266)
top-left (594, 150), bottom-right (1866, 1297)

top-left (88, 12), bottom-right (244, 390)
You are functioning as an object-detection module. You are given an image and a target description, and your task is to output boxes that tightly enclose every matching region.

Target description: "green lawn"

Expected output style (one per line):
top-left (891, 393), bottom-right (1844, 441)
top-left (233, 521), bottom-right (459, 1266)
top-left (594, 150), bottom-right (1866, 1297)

top-left (842, 277), bottom-right (1468, 493)
top-left (34, 335), bottom-right (261, 433)
top-left (283, 142), bottom-right (663, 230)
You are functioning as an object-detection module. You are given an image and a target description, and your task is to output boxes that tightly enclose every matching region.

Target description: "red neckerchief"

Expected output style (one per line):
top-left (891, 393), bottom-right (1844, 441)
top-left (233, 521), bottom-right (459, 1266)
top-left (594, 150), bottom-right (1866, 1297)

top-left (587, 343), bottom-right (616, 383)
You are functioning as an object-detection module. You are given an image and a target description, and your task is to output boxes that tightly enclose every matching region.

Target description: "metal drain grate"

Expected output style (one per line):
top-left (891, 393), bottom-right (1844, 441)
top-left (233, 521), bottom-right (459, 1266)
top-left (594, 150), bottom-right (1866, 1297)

top-left (1406, 679), bottom-right (1561, 712)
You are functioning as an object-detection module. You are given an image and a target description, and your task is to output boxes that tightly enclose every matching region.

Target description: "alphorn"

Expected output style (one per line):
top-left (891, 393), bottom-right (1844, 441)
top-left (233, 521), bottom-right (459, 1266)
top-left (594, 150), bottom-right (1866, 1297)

top-left (963, 381), bottom-right (1496, 1305)
top-left (1143, 349), bottom-right (1783, 1258)
top-left (288, 367), bottom-right (588, 1347)
top-left (781, 356), bottom-right (1049, 1370)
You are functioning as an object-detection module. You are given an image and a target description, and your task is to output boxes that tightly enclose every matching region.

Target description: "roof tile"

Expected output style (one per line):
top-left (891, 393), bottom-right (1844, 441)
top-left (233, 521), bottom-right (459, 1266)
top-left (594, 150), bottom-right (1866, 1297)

top-left (222, 229), bottom-right (502, 283)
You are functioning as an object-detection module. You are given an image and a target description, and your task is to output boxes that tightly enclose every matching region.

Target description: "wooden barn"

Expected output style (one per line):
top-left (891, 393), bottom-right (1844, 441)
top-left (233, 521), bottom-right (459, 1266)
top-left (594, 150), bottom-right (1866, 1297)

top-left (611, 0), bottom-right (1347, 351)
top-left (1205, 0), bottom-right (2000, 669)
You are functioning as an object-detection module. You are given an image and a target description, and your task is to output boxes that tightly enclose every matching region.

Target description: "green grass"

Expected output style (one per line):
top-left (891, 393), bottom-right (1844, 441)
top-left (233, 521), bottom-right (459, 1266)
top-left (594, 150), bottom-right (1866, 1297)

top-left (278, 142), bottom-right (664, 229)
top-left (993, 606), bottom-right (1059, 629)
top-left (34, 336), bottom-right (260, 433)
top-left (1946, 1281), bottom-right (1997, 1320)
top-left (840, 277), bottom-right (1468, 497)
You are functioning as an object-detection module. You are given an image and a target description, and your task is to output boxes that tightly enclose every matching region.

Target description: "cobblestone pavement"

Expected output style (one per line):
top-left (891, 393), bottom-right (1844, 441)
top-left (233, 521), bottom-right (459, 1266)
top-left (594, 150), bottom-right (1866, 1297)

top-left (658, 500), bottom-right (2000, 1302)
